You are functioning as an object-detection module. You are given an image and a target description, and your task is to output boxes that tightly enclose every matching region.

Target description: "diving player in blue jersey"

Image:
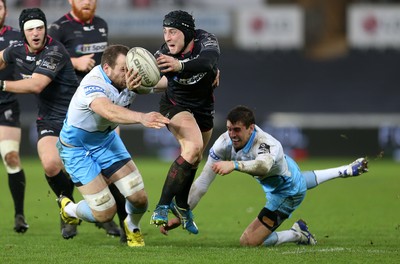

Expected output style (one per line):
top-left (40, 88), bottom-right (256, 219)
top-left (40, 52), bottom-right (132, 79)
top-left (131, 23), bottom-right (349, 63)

top-left (56, 44), bottom-right (169, 247)
top-left (48, 0), bottom-right (122, 238)
top-left (162, 105), bottom-right (368, 247)
top-left (0, 0), bottom-right (29, 233)
top-left (150, 10), bottom-right (220, 235)
top-left (0, 8), bottom-right (80, 239)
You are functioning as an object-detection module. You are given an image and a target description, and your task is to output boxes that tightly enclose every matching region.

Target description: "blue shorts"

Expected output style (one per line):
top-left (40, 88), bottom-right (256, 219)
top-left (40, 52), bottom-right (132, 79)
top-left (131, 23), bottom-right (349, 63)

top-left (261, 156), bottom-right (307, 216)
top-left (57, 133), bottom-right (131, 185)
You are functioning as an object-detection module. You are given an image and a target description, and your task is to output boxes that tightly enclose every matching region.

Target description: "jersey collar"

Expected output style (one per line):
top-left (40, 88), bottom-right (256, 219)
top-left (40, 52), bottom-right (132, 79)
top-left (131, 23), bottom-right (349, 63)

top-left (242, 128), bottom-right (257, 154)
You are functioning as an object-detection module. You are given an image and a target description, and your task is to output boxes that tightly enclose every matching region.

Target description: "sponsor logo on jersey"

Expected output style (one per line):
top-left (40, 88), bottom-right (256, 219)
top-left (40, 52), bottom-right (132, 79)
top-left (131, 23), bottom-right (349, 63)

top-left (75, 42), bottom-right (107, 54)
top-left (84, 85), bottom-right (105, 95)
top-left (26, 55), bottom-right (36, 61)
top-left (258, 143), bottom-right (270, 154)
top-left (38, 57), bottom-right (58, 72)
top-left (174, 72), bottom-right (206, 85)
top-left (209, 148), bottom-right (220, 160)
top-left (83, 25), bottom-right (95, 31)
top-left (40, 129), bottom-right (55, 135)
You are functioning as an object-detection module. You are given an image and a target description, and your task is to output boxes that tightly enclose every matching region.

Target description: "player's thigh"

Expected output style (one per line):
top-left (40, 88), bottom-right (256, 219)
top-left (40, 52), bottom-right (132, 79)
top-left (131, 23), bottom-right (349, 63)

top-left (77, 174), bottom-right (108, 195)
top-left (0, 126), bottom-right (21, 141)
top-left (37, 136), bottom-right (63, 171)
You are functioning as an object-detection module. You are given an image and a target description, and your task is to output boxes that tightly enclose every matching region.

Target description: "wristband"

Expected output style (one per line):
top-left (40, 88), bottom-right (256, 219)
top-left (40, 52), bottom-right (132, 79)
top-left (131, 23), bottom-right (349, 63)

top-left (233, 160), bottom-right (239, 170)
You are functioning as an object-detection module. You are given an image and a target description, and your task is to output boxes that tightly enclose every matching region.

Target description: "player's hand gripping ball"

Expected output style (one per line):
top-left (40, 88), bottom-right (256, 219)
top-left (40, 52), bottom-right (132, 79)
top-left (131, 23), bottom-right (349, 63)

top-left (126, 47), bottom-right (161, 88)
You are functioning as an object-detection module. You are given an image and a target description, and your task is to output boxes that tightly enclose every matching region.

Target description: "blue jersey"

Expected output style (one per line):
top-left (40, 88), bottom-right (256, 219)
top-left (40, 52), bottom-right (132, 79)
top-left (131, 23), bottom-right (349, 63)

top-left (206, 125), bottom-right (306, 196)
top-left (60, 65), bottom-right (136, 149)
top-left (58, 65), bottom-right (136, 184)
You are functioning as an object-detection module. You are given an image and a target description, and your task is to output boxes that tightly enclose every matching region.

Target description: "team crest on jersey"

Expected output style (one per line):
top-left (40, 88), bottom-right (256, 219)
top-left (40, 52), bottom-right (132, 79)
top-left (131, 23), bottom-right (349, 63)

top-left (209, 148), bottom-right (220, 160)
top-left (84, 85), bottom-right (105, 95)
top-left (258, 143), bottom-right (270, 154)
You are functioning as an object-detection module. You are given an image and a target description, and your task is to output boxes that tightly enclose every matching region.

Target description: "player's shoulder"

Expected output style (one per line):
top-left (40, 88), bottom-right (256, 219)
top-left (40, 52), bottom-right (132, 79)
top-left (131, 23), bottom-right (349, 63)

top-left (93, 15), bottom-right (108, 25)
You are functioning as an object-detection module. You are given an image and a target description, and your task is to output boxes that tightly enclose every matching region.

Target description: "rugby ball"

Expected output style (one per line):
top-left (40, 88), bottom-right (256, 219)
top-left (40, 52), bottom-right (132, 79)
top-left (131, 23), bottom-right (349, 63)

top-left (126, 47), bottom-right (160, 87)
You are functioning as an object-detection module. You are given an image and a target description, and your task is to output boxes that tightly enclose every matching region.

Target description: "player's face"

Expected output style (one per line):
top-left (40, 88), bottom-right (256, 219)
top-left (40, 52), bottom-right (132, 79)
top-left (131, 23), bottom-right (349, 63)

top-left (163, 27), bottom-right (185, 55)
top-left (227, 121), bottom-right (255, 151)
top-left (0, 1), bottom-right (7, 28)
top-left (24, 26), bottom-right (46, 51)
top-left (70, 0), bottom-right (97, 22)
top-left (106, 54), bottom-right (127, 90)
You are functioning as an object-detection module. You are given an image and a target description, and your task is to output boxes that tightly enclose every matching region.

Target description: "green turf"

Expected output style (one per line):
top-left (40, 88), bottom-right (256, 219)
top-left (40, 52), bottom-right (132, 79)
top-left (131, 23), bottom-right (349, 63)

top-left (0, 157), bottom-right (399, 263)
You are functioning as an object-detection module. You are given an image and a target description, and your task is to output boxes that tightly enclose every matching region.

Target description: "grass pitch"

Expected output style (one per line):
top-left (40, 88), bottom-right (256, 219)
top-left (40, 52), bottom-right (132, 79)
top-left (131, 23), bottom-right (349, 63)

top-left (0, 157), bottom-right (399, 263)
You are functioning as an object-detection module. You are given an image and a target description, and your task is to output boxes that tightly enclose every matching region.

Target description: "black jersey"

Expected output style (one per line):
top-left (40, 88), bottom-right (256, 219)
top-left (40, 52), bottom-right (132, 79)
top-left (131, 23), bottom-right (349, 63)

top-left (0, 25), bottom-right (21, 104)
top-left (48, 13), bottom-right (108, 82)
top-left (158, 29), bottom-right (220, 112)
top-left (2, 36), bottom-right (79, 122)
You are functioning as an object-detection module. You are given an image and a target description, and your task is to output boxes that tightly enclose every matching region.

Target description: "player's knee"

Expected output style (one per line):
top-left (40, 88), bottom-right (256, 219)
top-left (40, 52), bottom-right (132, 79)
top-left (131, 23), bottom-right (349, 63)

top-left (93, 205), bottom-right (117, 223)
top-left (0, 140), bottom-right (21, 173)
top-left (127, 189), bottom-right (148, 209)
top-left (239, 232), bottom-right (259, 247)
top-left (41, 157), bottom-right (63, 176)
top-left (113, 170), bottom-right (144, 198)
top-left (83, 188), bottom-right (116, 222)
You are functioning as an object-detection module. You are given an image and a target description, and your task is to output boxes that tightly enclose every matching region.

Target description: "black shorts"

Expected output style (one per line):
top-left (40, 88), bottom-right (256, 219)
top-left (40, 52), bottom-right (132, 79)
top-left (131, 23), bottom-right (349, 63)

top-left (36, 119), bottom-right (63, 140)
top-left (159, 101), bottom-right (214, 132)
top-left (0, 100), bottom-right (21, 127)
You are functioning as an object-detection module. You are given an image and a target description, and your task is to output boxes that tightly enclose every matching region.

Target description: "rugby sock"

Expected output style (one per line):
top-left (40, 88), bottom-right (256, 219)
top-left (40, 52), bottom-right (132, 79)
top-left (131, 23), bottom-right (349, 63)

top-left (158, 156), bottom-right (192, 206)
top-left (175, 167), bottom-right (197, 209)
top-left (8, 170), bottom-right (26, 216)
top-left (312, 165), bottom-right (348, 185)
top-left (264, 230), bottom-right (301, 246)
top-left (125, 200), bottom-right (148, 230)
top-left (302, 171), bottom-right (318, 189)
top-left (109, 183), bottom-right (128, 229)
top-left (45, 171), bottom-right (75, 201)
top-left (75, 200), bottom-right (96, 222)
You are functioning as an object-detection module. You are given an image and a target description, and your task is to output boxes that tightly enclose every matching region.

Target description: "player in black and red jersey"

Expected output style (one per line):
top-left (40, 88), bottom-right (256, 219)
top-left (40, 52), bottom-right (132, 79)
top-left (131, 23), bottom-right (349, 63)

top-left (48, 0), bottom-right (123, 239)
top-left (0, 7), bottom-right (80, 239)
top-left (150, 10), bottom-right (220, 235)
top-left (0, 0), bottom-right (29, 234)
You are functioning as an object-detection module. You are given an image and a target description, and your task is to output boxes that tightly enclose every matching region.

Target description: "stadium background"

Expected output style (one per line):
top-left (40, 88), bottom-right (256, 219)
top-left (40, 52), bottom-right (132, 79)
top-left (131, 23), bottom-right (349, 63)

top-left (5, 0), bottom-right (400, 161)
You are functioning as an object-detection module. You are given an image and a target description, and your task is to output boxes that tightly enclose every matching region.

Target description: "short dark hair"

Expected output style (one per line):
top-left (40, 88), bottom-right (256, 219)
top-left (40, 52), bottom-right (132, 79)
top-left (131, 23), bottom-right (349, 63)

top-left (101, 44), bottom-right (129, 68)
top-left (227, 105), bottom-right (256, 128)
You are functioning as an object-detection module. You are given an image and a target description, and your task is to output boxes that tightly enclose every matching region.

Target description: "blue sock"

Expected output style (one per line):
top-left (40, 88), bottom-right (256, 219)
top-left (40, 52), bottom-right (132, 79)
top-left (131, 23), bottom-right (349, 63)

top-left (263, 232), bottom-right (278, 246)
top-left (302, 171), bottom-right (318, 189)
top-left (76, 201), bottom-right (96, 222)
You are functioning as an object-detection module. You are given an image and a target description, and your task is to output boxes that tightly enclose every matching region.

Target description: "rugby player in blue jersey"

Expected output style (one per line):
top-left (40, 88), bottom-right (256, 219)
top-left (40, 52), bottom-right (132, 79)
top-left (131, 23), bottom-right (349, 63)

top-left (56, 44), bottom-right (169, 247)
top-left (163, 105), bottom-right (368, 246)
top-left (48, 0), bottom-right (122, 238)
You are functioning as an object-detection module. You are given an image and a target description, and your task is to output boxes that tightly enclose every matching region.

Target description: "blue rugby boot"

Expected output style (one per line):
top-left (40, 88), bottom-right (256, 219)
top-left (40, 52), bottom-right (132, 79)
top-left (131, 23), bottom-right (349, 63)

top-left (150, 205), bottom-right (169, 226)
top-left (170, 202), bottom-right (198, 235)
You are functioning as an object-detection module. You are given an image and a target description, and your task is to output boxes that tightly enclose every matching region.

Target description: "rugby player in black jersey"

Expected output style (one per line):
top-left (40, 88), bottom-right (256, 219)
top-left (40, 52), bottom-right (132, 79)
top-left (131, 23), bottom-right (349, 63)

top-left (0, 0), bottom-right (29, 234)
top-left (0, 7), bottom-right (80, 239)
top-left (150, 10), bottom-right (221, 235)
top-left (48, 0), bottom-right (122, 239)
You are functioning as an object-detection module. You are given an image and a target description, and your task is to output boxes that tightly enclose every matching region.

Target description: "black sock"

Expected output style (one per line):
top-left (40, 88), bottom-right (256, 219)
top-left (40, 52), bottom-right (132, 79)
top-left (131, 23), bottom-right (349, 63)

top-left (45, 170), bottom-right (75, 201)
top-left (8, 170), bottom-right (26, 216)
top-left (158, 156), bottom-right (192, 206)
top-left (109, 183), bottom-right (128, 229)
top-left (175, 167), bottom-right (197, 209)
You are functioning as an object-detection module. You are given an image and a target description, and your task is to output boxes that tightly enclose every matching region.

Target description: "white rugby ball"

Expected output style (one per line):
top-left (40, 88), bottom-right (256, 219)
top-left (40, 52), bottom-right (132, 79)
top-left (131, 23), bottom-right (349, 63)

top-left (126, 47), bottom-right (160, 87)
